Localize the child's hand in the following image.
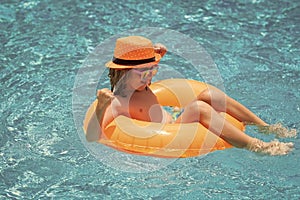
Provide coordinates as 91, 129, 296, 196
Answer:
154, 43, 167, 57
97, 88, 114, 101
96, 88, 114, 120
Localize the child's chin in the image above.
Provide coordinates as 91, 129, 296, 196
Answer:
136, 86, 146, 91
135, 80, 151, 91
136, 84, 147, 91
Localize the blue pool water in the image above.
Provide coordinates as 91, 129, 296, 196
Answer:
1, 0, 300, 199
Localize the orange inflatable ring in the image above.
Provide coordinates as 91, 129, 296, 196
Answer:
83, 79, 245, 158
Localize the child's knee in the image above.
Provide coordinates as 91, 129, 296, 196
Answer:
188, 100, 212, 116
197, 89, 212, 102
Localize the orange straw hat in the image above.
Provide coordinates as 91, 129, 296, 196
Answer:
105, 36, 161, 69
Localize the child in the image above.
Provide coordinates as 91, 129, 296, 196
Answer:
86, 36, 296, 156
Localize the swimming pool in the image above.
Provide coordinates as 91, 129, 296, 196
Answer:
1, 0, 299, 199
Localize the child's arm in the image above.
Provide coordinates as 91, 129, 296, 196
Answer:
86, 89, 114, 142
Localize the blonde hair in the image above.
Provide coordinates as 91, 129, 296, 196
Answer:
108, 68, 130, 97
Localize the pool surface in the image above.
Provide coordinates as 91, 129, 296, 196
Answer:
1, 0, 299, 199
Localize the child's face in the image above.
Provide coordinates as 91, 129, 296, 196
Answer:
127, 65, 159, 91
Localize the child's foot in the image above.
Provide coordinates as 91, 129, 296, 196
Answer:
247, 139, 294, 156
258, 123, 297, 138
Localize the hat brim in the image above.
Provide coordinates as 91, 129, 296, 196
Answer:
105, 53, 161, 69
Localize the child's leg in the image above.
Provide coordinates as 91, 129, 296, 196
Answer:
177, 100, 255, 148
197, 87, 268, 125
197, 87, 297, 138
176, 100, 293, 155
